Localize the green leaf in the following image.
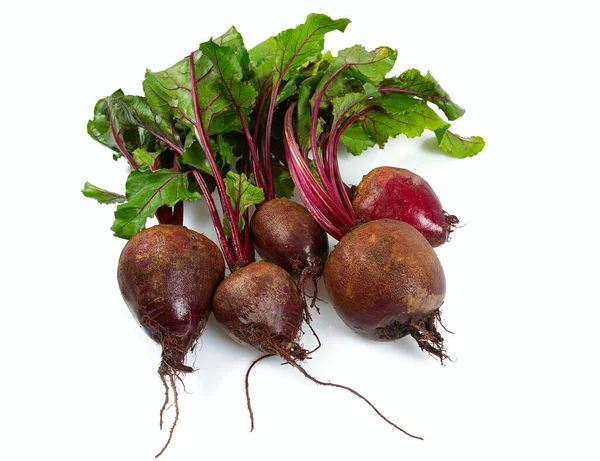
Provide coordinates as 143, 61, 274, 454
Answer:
211, 134, 235, 168
143, 48, 232, 134
362, 102, 447, 148
381, 69, 465, 121
87, 89, 124, 154
378, 92, 422, 114
112, 95, 184, 152
111, 169, 200, 239
340, 123, 376, 155
199, 38, 258, 121
249, 36, 277, 93
213, 26, 250, 76
181, 133, 212, 175
331, 83, 380, 120
275, 78, 299, 106
132, 148, 160, 171
324, 45, 397, 93
272, 165, 294, 199
87, 89, 144, 160
223, 172, 264, 233
275, 14, 350, 81
302, 50, 334, 76
81, 182, 126, 204
435, 125, 485, 158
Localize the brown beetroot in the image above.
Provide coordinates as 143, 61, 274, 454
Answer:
117, 224, 224, 456
250, 199, 328, 316
212, 260, 307, 360
352, 166, 458, 247
324, 219, 448, 361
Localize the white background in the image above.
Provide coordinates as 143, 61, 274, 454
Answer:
2, 1, 599, 460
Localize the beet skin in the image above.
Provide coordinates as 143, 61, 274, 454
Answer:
250, 198, 328, 273
352, 166, 457, 247
324, 219, 447, 356
213, 260, 307, 360
118, 224, 225, 370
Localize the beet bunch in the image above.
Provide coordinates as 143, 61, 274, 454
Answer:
83, 12, 484, 456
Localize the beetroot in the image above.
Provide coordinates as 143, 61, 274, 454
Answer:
352, 166, 458, 247
117, 224, 225, 456
213, 259, 420, 438
284, 102, 450, 361
250, 198, 328, 315
213, 260, 308, 360
324, 220, 447, 357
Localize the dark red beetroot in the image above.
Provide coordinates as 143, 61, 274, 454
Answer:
324, 219, 447, 359
117, 224, 225, 456
352, 166, 459, 247
250, 198, 329, 315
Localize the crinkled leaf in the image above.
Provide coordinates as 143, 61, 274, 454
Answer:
111, 169, 200, 239
223, 172, 264, 233
340, 123, 376, 155
275, 14, 350, 81
81, 182, 126, 204
435, 125, 485, 158
111, 95, 184, 152
382, 69, 465, 121
87, 89, 145, 160
87, 89, 124, 155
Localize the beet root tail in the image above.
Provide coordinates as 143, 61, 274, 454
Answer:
296, 256, 324, 321
244, 354, 276, 432
278, 350, 423, 440
408, 310, 450, 365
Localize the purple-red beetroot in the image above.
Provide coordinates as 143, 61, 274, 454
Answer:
352, 167, 458, 247
117, 224, 225, 456
213, 260, 307, 360
250, 198, 328, 315
324, 220, 447, 358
